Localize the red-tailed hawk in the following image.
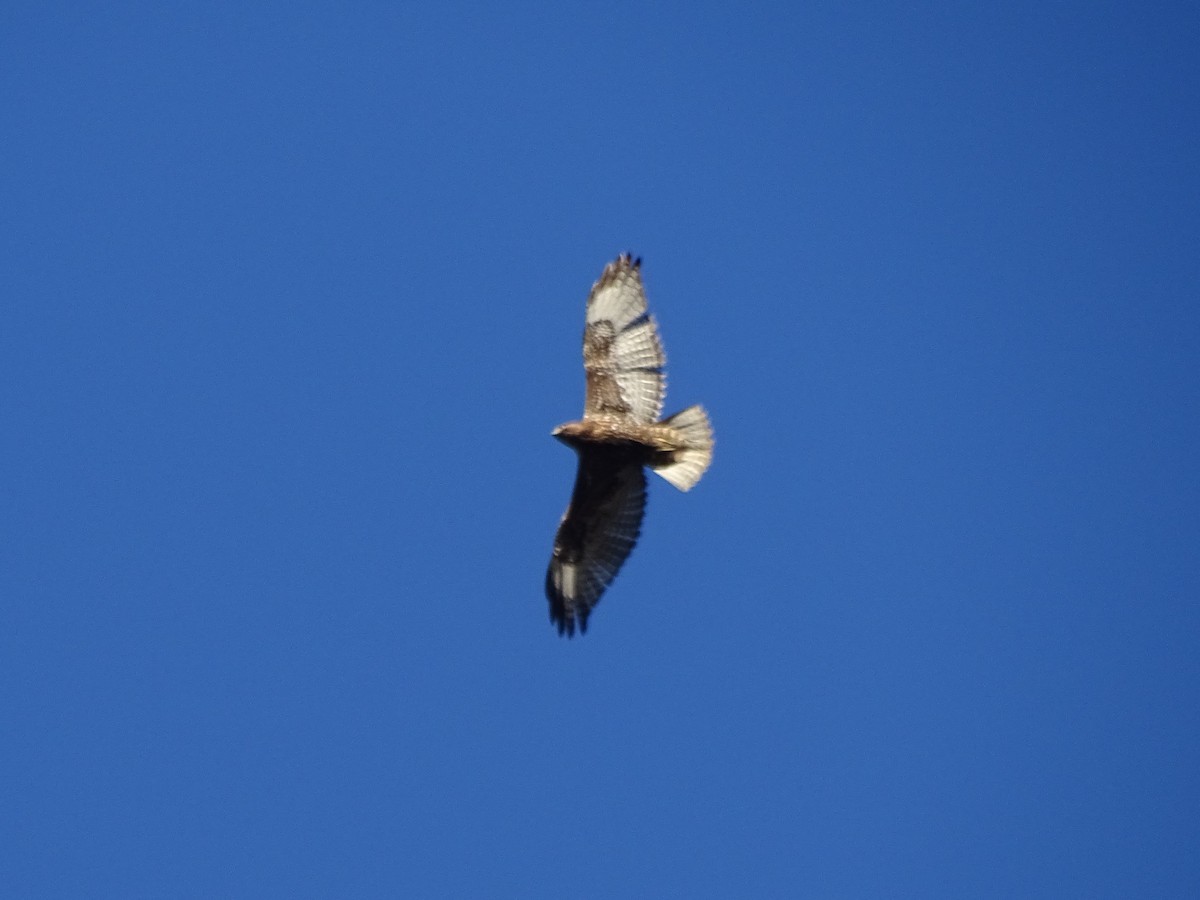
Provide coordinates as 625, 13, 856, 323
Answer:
546, 254, 714, 636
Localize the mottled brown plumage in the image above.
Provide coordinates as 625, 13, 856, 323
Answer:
546, 254, 714, 636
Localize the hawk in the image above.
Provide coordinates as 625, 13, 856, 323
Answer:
546, 254, 714, 636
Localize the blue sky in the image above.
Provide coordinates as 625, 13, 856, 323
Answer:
3, 3, 1198, 897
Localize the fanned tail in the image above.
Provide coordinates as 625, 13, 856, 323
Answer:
652, 405, 714, 491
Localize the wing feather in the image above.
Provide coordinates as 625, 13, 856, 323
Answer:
546, 449, 647, 636
582, 255, 666, 423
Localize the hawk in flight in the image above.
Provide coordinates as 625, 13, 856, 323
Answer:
546, 254, 714, 636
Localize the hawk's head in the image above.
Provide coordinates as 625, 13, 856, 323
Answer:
551, 421, 587, 449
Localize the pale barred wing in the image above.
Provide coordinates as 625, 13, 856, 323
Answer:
546, 449, 647, 636
582, 254, 666, 423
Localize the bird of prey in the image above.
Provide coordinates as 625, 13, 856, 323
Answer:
546, 254, 714, 636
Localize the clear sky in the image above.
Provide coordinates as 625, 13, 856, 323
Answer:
3, 3, 1198, 897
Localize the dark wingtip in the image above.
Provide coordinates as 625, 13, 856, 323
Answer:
550, 607, 583, 639
593, 253, 642, 294
550, 605, 574, 638
614, 251, 641, 271
548, 599, 586, 639
546, 578, 579, 638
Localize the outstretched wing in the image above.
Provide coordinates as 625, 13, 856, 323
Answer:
582, 254, 666, 423
546, 448, 647, 636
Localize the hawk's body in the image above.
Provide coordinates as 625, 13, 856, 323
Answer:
546, 255, 714, 636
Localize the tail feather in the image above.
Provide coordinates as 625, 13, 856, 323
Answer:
652, 405, 714, 491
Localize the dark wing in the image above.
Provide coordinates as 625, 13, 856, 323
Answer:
582, 254, 666, 424
546, 447, 647, 636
